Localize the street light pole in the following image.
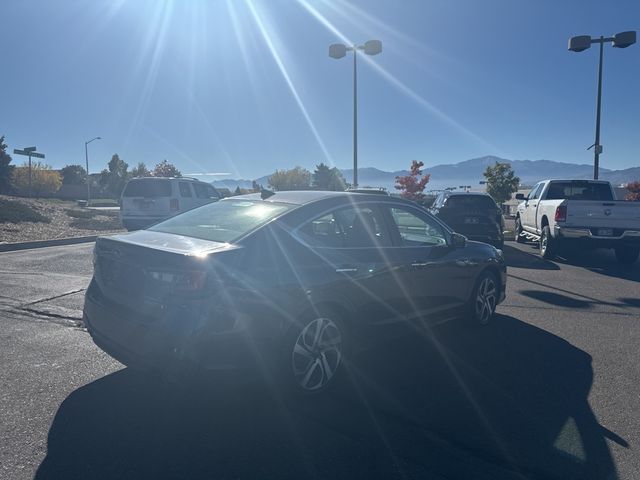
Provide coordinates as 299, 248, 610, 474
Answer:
568, 31, 636, 180
352, 46, 358, 188
329, 40, 382, 189
85, 137, 101, 206
593, 38, 604, 180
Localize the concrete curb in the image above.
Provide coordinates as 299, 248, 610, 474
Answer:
0, 235, 98, 252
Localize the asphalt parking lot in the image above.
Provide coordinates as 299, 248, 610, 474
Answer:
1, 241, 639, 480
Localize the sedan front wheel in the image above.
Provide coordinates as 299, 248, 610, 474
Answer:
469, 271, 498, 326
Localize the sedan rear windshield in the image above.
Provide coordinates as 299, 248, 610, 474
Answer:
445, 195, 497, 209
148, 200, 293, 243
545, 182, 614, 201
123, 179, 172, 197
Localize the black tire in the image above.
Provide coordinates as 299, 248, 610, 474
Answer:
467, 270, 499, 326
279, 307, 348, 396
515, 216, 526, 243
614, 246, 639, 265
539, 225, 556, 260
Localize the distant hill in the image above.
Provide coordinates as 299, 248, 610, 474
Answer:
212, 156, 639, 192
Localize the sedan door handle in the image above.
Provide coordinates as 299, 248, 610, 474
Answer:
411, 261, 431, 268
335, 266, 358, 273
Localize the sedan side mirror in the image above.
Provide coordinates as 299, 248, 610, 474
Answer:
451, 233, 467, 248
515, 193, 525, 200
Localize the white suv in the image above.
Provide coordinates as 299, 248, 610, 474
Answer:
120, 177, 220, 230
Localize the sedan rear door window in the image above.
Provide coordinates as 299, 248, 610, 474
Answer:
298, 206, 388, 248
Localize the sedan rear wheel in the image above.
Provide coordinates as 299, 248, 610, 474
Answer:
285, 311, 346, 394
469, 271, 498, 326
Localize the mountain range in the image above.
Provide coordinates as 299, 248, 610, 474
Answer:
211, 156, 640, 192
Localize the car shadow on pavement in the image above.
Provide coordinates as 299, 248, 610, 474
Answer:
502, 244, 560, 271
518, 290, 592, 309
555, 249, 640, 283
35, 315, 620, 480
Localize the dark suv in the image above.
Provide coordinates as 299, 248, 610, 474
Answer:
430, 192, 505, 249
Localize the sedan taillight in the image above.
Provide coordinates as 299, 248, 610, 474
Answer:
555, 205, 567, 222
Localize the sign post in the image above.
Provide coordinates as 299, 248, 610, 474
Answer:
13, 147, 46, 198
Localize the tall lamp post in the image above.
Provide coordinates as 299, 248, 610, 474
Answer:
329, 40, 382, 188
85, 136, 101, 206
568, 31, 636, 180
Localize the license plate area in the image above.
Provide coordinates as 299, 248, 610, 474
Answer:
597, 228, 613, 236
464, 217, 480, 224
133, 199, 154, 209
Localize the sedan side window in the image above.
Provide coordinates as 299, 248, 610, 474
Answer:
298, 206, 387, 248
389, 207, 447, 247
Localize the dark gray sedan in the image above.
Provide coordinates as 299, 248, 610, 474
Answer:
84, 191, 506, 394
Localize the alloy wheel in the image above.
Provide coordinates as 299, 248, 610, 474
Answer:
475, 276, 497, 325
291, 317, 343, 391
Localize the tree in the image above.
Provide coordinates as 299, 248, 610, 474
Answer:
313, 163, 347, 191
268, 166, 311, 191
11, 162, 62, 196
0, 135, 15, 193
60, 165, 87, 185
99, 154, 130, 197
483, 162, 520, 205
131, 162, 151, 178
625, 181, 640, 201
234, 186, 242, 195
251, 180, 261, 193
152, 160, 181, 178
395, 160, 431, 201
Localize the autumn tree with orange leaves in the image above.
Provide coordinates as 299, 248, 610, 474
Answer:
395, 160, 431, 201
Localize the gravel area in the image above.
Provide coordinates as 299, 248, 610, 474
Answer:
0, 195, 124, 244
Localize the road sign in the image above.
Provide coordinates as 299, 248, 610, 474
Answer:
24, 146, 37, 152
13, 149, 45, 159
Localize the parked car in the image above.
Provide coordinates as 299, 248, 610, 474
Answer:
120, 177, 220, 230
430, 192, 505, 249
85, 191, 506, 394
515, 179, 640, 263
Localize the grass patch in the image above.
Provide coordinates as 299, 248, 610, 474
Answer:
0, 199, 51, 223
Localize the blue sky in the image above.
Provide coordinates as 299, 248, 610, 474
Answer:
2, 0, 639, 181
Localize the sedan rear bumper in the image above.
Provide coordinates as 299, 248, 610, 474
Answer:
83, 282, 266, 372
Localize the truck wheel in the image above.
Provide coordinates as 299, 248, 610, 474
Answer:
615, 246, 639, 265
539, 226, 556, 260
515, 217, 526, 243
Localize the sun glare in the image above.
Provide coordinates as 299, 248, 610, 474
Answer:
295, 0, 502, 155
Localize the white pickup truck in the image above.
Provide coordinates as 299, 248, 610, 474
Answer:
515, 179, 640, 263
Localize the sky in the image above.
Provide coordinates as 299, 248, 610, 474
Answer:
2, 0, 639, 182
